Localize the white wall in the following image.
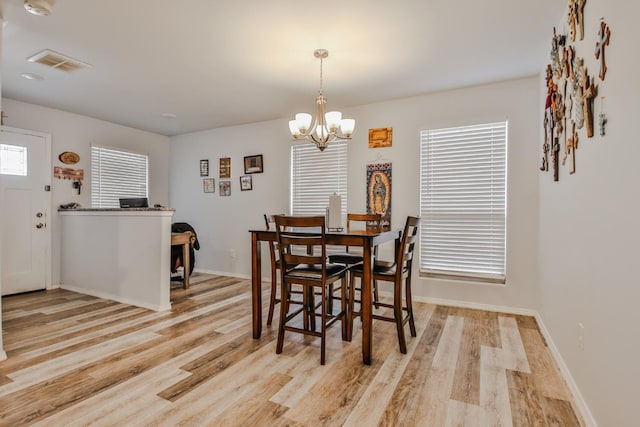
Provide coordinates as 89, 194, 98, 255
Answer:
1, 98, 170, 286
169, 76, 541, 311
169, 119, 290, 276
538, 1, 640, 426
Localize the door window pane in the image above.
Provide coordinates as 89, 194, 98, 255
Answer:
0, 144, 28, 176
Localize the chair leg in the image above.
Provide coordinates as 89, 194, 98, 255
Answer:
308, 288, 316, 332
276, 281, 288, 355
405, 276, 417, 337
266, 268, 278, 326
394, 282, 407, 354
320, 285, 327, 365
373, 279, 380, 309
327, 283, 334, 315
347, 273, 356, 341
340, 276, 348, 341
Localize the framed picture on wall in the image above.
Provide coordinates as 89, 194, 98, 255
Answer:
368, 127, 393, 148
203, 178, 215, 193
240, 175, 252, 191
219, 180, 231, 196
200, 159, 209, 176
219, 157, 231, 178
244, 154, 263, 174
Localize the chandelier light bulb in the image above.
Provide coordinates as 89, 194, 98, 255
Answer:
289, 120, 301, 138
341, 119, 355, 137
295, 113, 312, 134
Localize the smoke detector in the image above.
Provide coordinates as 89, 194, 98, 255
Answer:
24, 0, 54, 16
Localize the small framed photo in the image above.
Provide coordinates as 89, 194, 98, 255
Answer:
200, 159, 209, 176
244, 154, 263, 174
240, 175, 252, 191
219, 180, 231, 196
203, 178, 215, 193
219, 157, 231, 178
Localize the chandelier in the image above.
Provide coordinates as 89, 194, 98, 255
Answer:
288, 49, 355, 151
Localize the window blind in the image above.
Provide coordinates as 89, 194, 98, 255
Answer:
91, 145, 149, 208
291, 141, 347, 217
419, 121, 507, 282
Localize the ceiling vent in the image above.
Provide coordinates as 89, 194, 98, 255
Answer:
26, 49, 92, 72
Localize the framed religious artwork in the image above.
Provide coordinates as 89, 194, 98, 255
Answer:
203, 178, 215, 193
366, 162, 392, 230
219, 157, 231, 178
200, 159, 209, 177
244, 154, 263, 174
240, 175, 252, 191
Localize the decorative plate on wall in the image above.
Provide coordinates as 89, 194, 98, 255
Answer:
59, 151, 80, 164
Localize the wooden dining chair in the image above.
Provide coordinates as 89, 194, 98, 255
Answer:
348, 216, 420, 353
328, 213, 382, 265
328, 213, 383, 312
274, 215, 349, 365
264, 214, 282, 326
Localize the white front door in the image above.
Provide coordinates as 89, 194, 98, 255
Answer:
0, 127, 51, 296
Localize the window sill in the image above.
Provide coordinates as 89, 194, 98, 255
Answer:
419, 270, 506, 285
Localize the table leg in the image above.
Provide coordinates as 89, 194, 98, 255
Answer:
361, 242, 373, 365
251, 233, 262, 339
182, 242, 190, 289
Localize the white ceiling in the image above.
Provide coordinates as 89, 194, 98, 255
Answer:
0, 0, 565, 136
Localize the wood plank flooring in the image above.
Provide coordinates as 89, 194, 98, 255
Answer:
0, 274, 583, 426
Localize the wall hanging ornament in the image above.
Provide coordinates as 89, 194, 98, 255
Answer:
366, 162, 391, 230
568, 0, 586, 42
541, 0, 611, 181
595, 20, 611, 80
598, 96, 607, 136
581, 67, 597, 138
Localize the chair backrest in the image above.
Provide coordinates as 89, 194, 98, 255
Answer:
395, 216, 421, 278
346, 213, 382, 231
274, 215, 328, 279
344, 213, 382, 254
264, 214, 282, 263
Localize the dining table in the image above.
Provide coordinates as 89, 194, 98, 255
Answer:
249, 226, 401, 365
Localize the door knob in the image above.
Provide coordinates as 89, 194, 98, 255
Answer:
36, 223, 45, 229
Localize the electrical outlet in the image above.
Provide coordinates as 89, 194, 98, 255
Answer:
229, 249, 236, 259
578, 322, 585, 351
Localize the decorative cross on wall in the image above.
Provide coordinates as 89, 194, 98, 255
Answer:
595, 20, 611, 80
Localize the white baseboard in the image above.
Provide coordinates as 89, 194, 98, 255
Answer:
193, 269, 251, 280
411, 294, 537, 317
534, 313, 597, 427
60, 284, 172, 312
0, 350, 7, 362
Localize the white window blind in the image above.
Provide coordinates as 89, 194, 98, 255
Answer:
91, 145, 149, 208
291, 141, 347, 216
419, 121, 507, 283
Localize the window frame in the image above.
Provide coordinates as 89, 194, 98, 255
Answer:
419, 120, 508, 284
290, 141, 348, 218
91, 144, 149, 208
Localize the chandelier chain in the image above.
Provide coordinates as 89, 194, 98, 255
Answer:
319, 55, 324, 93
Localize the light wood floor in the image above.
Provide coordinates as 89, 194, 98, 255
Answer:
0, 274, 583, 426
